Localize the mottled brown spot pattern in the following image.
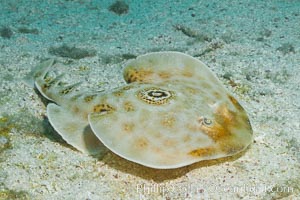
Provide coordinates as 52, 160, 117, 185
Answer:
213, 91, 222, 99
112, 86, 133, 97
182, 70, 193, 77
189, 147, 216, 157
60, 88, 72, 95
72, 106, 80, 113
84, 95, 96, 103
123, 101, 135, 112
59, 85, 78, 95
163, 138, 178, 147
182, 135, 191, 142
44, 76, 53, 83
199, 104, 234, 142
123, 123, 135, 133
161, 115, 176, 128
219, 142, 244, 155
135, 137, 149, 149
185, 86, 198, 95
112, 90, 124, 97
42, 83, 51, 91
196, 102, 252, 156
186, 123, 198, 132
122, 85, 134, 90
228, 95, 244, 111
158, 71, 171, 79
93, 104, 115, 114
201, 82, 212, 89
124, 68, 154, 83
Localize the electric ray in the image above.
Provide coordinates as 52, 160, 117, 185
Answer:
25, 51, 253, 169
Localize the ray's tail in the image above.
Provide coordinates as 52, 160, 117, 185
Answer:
23, 59, 81, 104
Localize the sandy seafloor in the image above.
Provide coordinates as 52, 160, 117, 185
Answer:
0, 0, 299, 199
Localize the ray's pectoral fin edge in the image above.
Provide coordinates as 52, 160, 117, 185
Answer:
47, 103, 107, 156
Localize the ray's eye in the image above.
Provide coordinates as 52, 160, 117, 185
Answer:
203, 118, 213, 126
198, 117, 213, 126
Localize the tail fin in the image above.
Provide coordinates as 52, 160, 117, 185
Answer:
24, 59, 83, 103
24, 59, 58, 101
23, 59, 55, 87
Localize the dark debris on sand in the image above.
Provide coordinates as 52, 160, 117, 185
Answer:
48, 44, 96, 59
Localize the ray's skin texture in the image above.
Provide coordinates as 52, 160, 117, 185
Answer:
26, 52, 253, 169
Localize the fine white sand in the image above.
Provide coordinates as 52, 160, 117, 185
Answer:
0, 0, 299, 199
